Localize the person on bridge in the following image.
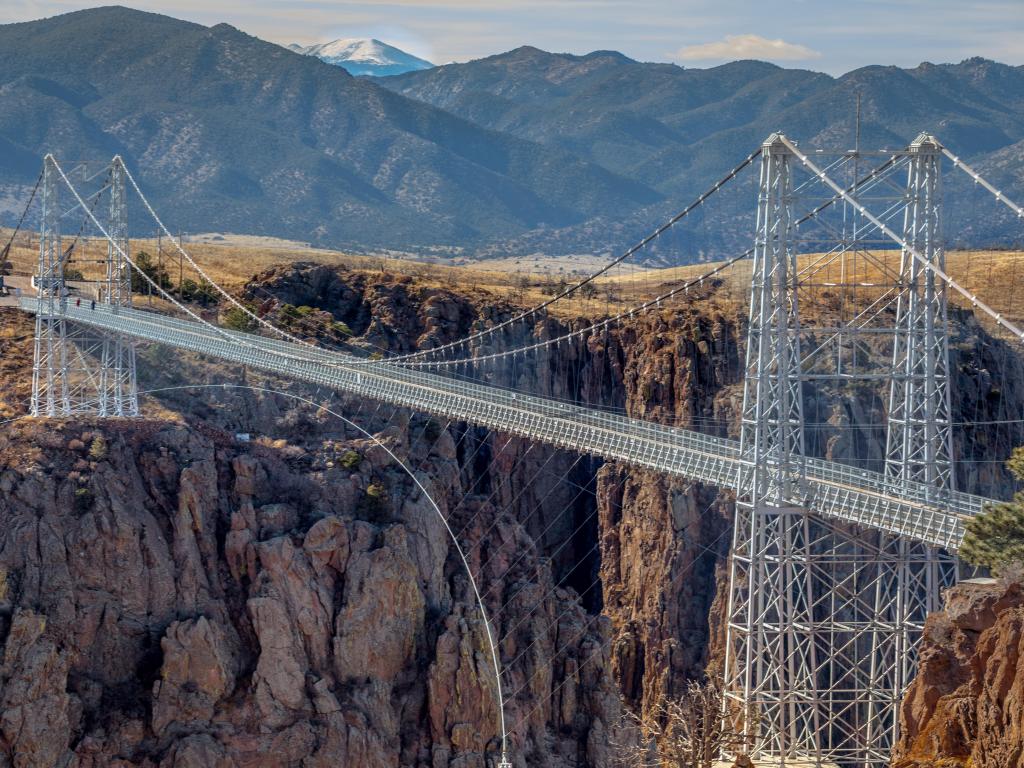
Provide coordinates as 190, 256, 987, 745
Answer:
76, 298, 81, 308
90, 299, 95, 311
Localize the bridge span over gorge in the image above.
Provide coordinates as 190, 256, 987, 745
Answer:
4, 131, 1024, 768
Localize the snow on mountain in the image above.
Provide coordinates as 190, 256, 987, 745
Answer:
288, 38, 434, 77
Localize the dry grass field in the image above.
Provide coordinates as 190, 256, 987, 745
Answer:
2, 226, 1022, 332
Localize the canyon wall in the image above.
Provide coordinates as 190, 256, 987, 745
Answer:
0, 382, 620, 767
892, 577, 1024, 768
0, 261, 1021, 767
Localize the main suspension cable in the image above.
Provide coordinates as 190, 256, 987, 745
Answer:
780, 136, 1024, 343
118, 159, 315, 348
377, 148, 764, 366
396, 152, 902, 371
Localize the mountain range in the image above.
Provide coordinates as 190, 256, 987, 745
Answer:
287, 38, 434, 77
0, 7, 1023, 258
382, 47, 1024, 252
0, 7, 656, 253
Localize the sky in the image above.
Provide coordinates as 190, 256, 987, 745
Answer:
1, 0, 1022, 74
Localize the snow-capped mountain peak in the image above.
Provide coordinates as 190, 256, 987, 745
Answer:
288, 38, 434, 77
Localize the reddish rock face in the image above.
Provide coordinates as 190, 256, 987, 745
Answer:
892, 578, 1024, 768
1, 260, 1021, 768
0, 417, 625, 767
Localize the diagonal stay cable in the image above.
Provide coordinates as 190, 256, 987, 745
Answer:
779, 136, 1024, 343
497, 535, 603, 641
448, 440, 540, 541
439, 432, 538, 541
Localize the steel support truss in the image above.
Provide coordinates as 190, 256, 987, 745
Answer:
869, 133, 958, 754
723, 134, 957, 767
30, 156, 138, 418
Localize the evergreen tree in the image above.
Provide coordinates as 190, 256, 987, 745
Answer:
961, 447, 1024, 574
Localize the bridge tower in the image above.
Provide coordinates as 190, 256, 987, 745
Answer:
867, 133, 958, 750
724, 133, 958, 766
725, 132, 822, 765
30, 155, 138, 418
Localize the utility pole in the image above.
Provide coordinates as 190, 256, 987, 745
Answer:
178, 229, 184, 295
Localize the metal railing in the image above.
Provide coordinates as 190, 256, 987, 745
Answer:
24, 298, 984, 549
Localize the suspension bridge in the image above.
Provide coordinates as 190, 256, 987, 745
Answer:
5, 131, 1024, 768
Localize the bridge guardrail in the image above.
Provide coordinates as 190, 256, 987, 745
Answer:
24, 299, 980, 549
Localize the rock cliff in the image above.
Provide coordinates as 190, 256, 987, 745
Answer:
892, 577, 1024, 768
0, 259, 1021, 768
0, 404, 619, 767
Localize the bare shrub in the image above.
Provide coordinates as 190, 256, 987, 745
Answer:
614, 678, 756, 768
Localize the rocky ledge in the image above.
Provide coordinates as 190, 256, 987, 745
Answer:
892, 576, 1024, 768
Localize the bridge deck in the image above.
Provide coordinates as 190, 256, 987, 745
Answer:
20, 299, 990, 549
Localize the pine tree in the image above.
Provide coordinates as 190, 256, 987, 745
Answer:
960, 447, 1024, 574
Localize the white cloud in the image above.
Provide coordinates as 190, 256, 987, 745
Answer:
674, 33, 822, 63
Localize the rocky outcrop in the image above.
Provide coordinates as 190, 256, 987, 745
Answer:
0, 411, 619, 767
598, 468, 729, 717
2, 257, 1022, 768
244, 263, 1024, 728
235, 265, 750, 718
892, 577, 1024, 768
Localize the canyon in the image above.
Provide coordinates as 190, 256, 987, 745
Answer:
0, 261, 1022, 767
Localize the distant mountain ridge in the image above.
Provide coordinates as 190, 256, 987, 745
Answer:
381, 47, 1024, 193
0, 7, 1022, 257
0, 7, 658, 253
380, 48, 1024, 252
288, 38, 433, 77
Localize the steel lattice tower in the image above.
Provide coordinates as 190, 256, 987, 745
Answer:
886, 135, 954, 492
725, 132, 823, 766
30, 155, 138, 418
723, 134, 958, 767
30, 155, 67, 417
98, 158, 139, 416
865, 134, 958, 753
